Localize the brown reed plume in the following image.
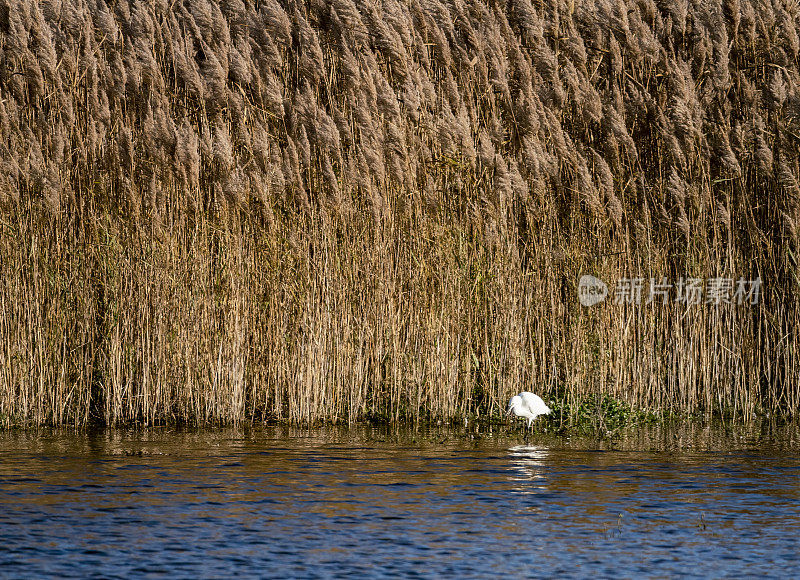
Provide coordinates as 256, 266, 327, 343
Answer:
0, 0, 798, 427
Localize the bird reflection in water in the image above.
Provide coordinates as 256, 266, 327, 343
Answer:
507, 445, 549, 496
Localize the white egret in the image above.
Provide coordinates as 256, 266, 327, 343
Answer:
507, 392, 551, 431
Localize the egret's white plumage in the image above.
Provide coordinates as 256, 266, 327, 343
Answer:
507, 392, 551, 427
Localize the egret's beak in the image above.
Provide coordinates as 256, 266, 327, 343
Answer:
505, 406, 513, 416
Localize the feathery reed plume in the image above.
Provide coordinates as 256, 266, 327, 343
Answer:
754, 114, 773, 174
295, 7, 326, 87
0, 0, 795, 428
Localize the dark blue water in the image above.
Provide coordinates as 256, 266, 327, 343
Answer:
1, 425, 799, 578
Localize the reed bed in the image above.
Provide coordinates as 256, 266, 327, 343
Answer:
0, 0, 798, 426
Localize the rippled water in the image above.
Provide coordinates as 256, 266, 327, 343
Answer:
1, 423, 799, 578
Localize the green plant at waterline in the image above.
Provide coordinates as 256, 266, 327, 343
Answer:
548, 394, 659, 435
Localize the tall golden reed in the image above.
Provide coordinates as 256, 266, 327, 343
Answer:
0, 0, 797, 426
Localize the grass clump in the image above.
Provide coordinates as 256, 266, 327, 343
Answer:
549, 394, 660, 435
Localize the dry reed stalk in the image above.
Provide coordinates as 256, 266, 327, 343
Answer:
0, 0, 795, 428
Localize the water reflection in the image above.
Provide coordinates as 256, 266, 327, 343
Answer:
507, 445, 549, 491
0, 423, 799, 577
